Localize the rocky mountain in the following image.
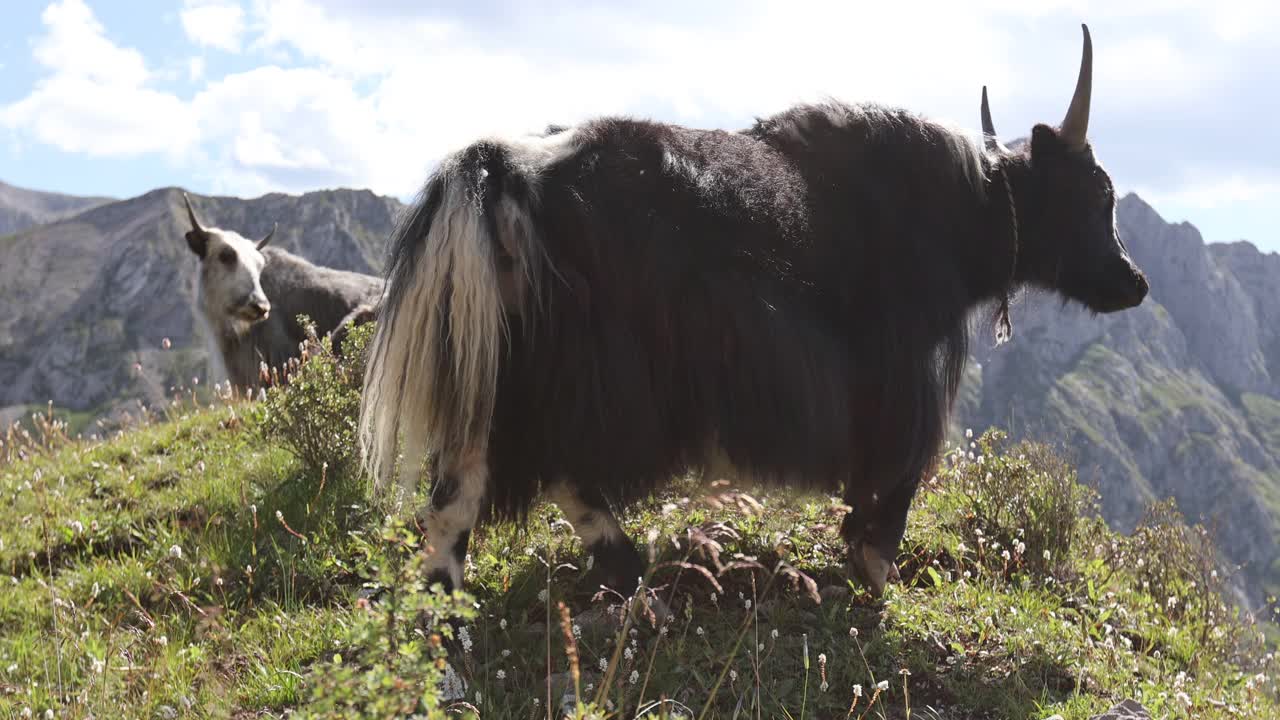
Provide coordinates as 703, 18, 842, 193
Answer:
0, 180, 113, 237
961, 193, 1280, 611
0, 184, 403, 431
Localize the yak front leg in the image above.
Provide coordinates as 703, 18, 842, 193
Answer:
548, 480, 644, 597
418, 449, 487, 593
840, 481, 906, 598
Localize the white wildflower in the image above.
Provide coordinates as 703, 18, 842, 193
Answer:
696, 626, 705, 636
629, 670, 639, 685
599, 657, 609, 671
729, 669, 738, 682
496, 669, 506, 680
876, 680, 889, 691
169, 544, 183, 559
853, 684, 863, 697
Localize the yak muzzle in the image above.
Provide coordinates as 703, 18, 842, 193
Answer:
237, 300, 270, 323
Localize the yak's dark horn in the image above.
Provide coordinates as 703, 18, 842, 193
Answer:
182, 192, 205, 234
257, 222, 277, 250
1060, 23, 1093, 148
980, 85, 1006, 152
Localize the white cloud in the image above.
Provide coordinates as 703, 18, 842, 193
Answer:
180, 1, 246, 53
32, 0, 148, 85
4, 0, 1279, 224
0, 0, 197, 157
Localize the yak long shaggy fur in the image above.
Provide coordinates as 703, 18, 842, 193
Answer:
205, 247, 383, 390
360, 101, 1025, 536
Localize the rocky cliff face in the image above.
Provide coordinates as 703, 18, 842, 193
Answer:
0, 180, 112, 237
965, 194, 1280, 609
0, 185, 403, 431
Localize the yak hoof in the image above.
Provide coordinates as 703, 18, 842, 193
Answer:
848, 542, 898, 598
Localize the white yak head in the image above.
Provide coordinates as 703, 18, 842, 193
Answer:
182, 192, 275, 337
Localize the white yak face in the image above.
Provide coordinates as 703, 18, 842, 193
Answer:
182, 193, 276, 336
191, 228, 271, 336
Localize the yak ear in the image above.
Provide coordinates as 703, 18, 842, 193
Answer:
257, 222, 276, 250
185, 229, 208, 258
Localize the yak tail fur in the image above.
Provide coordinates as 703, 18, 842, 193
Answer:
358, 137, 557, 503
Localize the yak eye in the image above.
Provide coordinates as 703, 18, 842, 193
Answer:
218, 249, 236, 266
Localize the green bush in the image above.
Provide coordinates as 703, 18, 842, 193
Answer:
296, 518, 479, 719
938, 428, 1099, 580
257, 317, 375, 474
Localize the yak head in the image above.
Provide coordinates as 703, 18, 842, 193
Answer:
182, 192, 275, 336
983, 24, 1149, 314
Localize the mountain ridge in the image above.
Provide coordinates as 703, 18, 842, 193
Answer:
0, 179, 113, 237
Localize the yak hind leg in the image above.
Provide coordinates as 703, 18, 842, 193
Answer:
839, 480, 911, 598
548, 480, 644, 598
416, 449, 487, 593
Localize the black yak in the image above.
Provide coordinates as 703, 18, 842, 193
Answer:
359, 25, 1148, 597
182, 193, 383, 391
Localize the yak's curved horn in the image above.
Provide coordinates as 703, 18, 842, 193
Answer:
257, 222, 277, 250
1060, 23, 1093, 148
980, 86, 1008, 153
182, 192, 205, 234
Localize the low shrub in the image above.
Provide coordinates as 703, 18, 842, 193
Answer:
937, 428, 1099, 580
256, 317, 374, 474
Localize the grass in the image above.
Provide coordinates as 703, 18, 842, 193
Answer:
1, 335, 1278, 718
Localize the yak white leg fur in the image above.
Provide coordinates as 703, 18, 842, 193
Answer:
547, 480, 628, 549
418, 450, 487, 591
546, 480, 645, 597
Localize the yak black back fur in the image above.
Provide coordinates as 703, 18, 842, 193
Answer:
364, 102, 1020, 525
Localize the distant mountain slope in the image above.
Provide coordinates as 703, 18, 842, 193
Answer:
0, 186, 403, 430
962, 194, 1280, 610
0, 180, 112, 236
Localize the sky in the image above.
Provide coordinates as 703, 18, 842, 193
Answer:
1, 0, 1277, 251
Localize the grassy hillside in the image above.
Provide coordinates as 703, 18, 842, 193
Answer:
1, 332, 1277, 719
